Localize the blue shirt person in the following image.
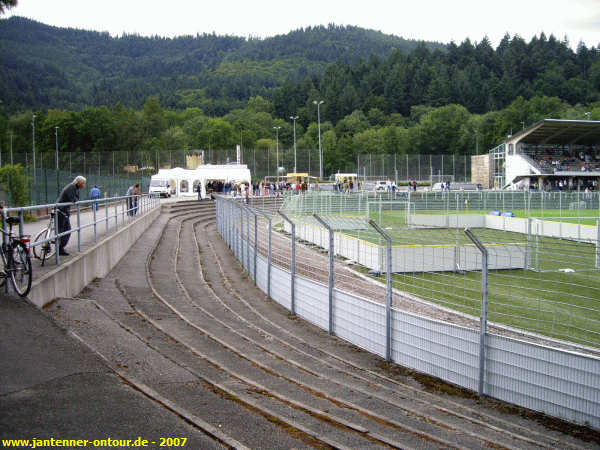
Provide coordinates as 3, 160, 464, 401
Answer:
90, 185, 100, 211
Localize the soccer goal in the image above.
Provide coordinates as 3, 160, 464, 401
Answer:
366, 200, 415, 229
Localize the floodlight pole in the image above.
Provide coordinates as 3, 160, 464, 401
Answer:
314, 213, 334, 335
290, 116, 299, 173
55, 126, 60, 196
313, 100, 324, 179
464, 228, 488, 398
273, 126, 281, 179
279, 211, 296, 315
31, 114, 36, 182
369, 219, 393, 362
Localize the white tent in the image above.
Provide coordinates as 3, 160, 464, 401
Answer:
151, 164, 251, 199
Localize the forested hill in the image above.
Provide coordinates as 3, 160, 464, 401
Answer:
0, 17, 441, 112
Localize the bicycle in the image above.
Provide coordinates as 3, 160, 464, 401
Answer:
0, 216, 33, 297
32, 210, 59, 265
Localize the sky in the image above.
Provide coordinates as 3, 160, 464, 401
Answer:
5, 0, 600, 49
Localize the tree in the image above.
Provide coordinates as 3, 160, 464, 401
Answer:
0, 0, 17, 15
142, 97, 167, 139
418, 104, 471, 154
196, 117, 236, 150
0, 164, 29, 207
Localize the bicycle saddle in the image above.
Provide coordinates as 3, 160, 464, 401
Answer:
6, 216, 19, 225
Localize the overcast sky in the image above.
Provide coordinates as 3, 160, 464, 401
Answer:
5, 0, 600, 49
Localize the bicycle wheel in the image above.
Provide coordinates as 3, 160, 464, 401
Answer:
10, 242, 32, 297
0, 249, 6, 288
33, 227, 55, 260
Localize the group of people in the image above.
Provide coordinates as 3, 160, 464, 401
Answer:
538, 148, 600, 172
534, 178, 599, 192
334, 179, 355, 193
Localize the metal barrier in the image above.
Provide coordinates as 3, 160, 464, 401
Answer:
216, 194, 600, 430
1, 194, 160, 294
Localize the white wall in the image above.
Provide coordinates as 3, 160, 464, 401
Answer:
286, 220, 525, 273
505, 154, 539, 188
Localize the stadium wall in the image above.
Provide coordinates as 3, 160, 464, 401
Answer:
286, 221, 524, 272
410, 214, 598, 243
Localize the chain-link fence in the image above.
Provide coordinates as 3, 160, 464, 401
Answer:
356, 153, 471, 183
0, 150, 152, 206
1, 149, 471, 200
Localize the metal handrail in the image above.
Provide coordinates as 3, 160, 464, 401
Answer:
1, 194, 160, 266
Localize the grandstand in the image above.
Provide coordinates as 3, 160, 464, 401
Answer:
483, 119, 600, 190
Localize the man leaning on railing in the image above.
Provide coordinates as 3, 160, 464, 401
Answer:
56, 176, 86, 256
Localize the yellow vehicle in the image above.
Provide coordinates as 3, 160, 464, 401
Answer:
333, 173, 358, 184
285, 173, 315, 184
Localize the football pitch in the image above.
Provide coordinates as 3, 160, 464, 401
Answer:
344, 209, 600, 348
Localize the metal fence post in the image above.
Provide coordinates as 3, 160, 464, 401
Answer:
77, 203, 81, 252
279, 211, 296, 315
252, 208, 273, 299
267, 214, 272, 298
229, 200, 233, 248
18, 210, 24, 237
464, 228, 488, 397
369, 219, 392, 361
369, 219, 393, 361
254, 210, 258, 282
245, 206, 250, 272
234, 203, 239, 258
314, 214, 334, 335
54, 206, 60, 265
240, 203, 245, 266
105, 198, 109, 235
93, 201, 97, 243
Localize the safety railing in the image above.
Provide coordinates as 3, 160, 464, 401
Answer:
1, 194, 160, 275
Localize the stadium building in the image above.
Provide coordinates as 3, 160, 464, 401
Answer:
472, 119, 600, 190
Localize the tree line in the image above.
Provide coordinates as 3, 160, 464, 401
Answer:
1, 17, 599, 176
1, 95, 598, 176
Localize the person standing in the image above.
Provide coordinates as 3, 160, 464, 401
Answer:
56, 176, 86, 256
126, 183, 140, 216
126, 184, 134, 216
126, 184, 139, 216
89, 184, 100, 211
133, 184, 140, 214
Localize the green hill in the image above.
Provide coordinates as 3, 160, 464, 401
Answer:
0, 17, 442, 112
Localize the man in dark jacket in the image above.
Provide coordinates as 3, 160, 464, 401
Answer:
56, 176, 86, 255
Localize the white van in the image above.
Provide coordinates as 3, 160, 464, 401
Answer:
149, 177, 171, 197
375, 180, 392, 191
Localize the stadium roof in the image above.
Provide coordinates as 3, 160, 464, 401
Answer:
506, 119, 600, 146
